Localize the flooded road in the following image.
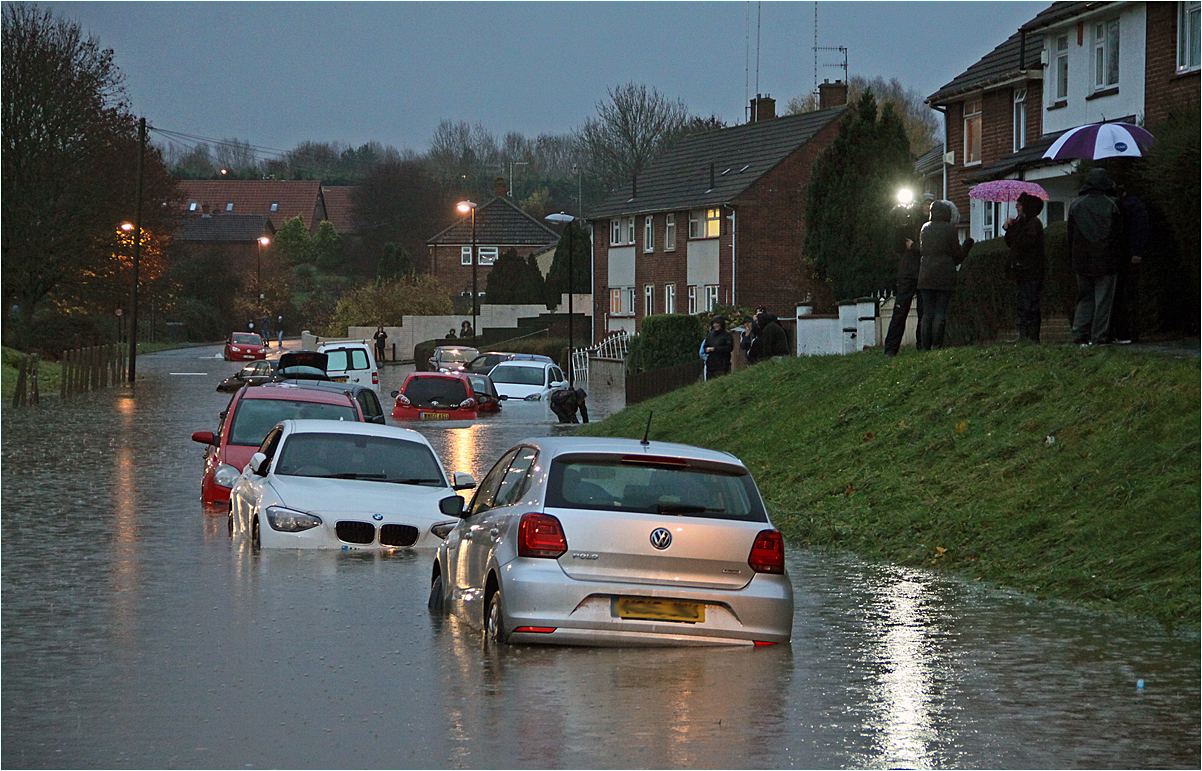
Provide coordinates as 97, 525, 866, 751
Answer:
2, 344, 1198, 769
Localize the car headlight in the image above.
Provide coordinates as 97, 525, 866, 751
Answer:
524, 393, 542, 401
231, 346, 241, 352
214, 463, 241, 488
265, 505, 322, 532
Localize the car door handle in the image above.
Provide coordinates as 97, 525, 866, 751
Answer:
489, 527, 500, 539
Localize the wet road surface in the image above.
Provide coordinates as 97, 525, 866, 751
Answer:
2, 344, 1198, 769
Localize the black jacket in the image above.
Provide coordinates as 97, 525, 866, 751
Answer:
1068, 169, 1123, 277
1004, 215, 1046, 283
744, 314, 788, 363
704, 323, 733, 373
917, 201, 965, 292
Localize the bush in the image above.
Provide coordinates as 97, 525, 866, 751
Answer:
626, 314, 706, 374
326, 275, 454, 335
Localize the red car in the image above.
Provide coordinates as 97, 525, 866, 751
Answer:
191, 383, 365, 510
224, 332, 266, 361
391, 372, 478, 421
466, 373, 503, 414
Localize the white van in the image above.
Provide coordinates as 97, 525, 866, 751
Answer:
317, 340, 379, 392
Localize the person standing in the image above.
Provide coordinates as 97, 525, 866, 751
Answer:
1110, 186, 1149, 344
1068, 168, 1123, 346
373, 326, 388, 362
276, 316, 283, 348
744, 307, 788, 363
884, 193, 934, 356
703, 316, 733, 378
1002, 192, 1046, 343
916, 201, 968, 351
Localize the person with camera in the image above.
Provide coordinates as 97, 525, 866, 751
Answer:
883, 192, 934, 356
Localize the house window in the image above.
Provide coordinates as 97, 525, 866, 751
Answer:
478, 247, 498, 266
687, 285, 698, 315
1180, 1, 1201, 73
963, 99, 982, 165
665, 213, 677, 251
643, 216, 654, 252
270, 202, 279, 212
611, 219, 621, 245
664, 284, 676, 314
625, 217, 636, 244
611, 288, 622, 315
705, 285, 719, 312
688, 211, 699, 238
982, 200, 995, 240
1055, 35, 1069, 100
1013, 88, 1027, 152
461, 247, 472, 265
225, 202, 234, 212
644, 284, 654, 317
688, 208, 721, 239
1093, 18, 1120, 89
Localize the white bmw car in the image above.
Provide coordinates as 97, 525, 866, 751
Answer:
487, 360, 567, 401
229, 420, 476, 550
428, 436, 794, 646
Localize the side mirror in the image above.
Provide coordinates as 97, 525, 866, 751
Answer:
452, 472, 477, 491
249, 452, 269, 476
191, 430, 217, 446
390, 390, 399, 398
438, 495, 466, 517
497, 394, 510, 401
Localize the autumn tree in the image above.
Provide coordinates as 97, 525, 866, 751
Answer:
577, 82, 689, 189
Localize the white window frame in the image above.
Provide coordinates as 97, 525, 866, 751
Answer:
610, 219, 622, 245
687, 285, 698, 315
624, 217, 636, 245
1013, 88, 1027, 151
982, 200, 995, 240
461, 246, 473, 265
1055, 35, 1069, 101
703, 208, 721, 238
626, 287, 637, 316
644, 216, 654, 252
644, 284, 654, 317
664, 283, 676, 315
705, 285, 719, 312
610, 288, 622, 315
665, 213, 677, 251
1180, 1, 1201, 73
1093, 18, 1120, 90
963, 99, 982, 166
477, 246, 498, 266
688, 211, 700, 239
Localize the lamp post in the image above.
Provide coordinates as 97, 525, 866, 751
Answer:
257, 236, 270, 328
126, 117, 146, 384
456, 201, 478, 347
545, 212, 582, 388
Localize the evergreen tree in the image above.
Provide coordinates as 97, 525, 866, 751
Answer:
485, 248, 545, 304
803, 90, 913, 301
377, 243, 413, 280
545, 222, 591, 308
273, 216, 313, 266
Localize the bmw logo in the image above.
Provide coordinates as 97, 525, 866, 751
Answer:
372, 514, 384, 521
1115, 141, 1128, 152
650, 527, 672, 550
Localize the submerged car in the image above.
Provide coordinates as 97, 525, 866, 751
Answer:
191, 383, 364, 509
229, 420, 475, 550
217, 359, 276, 392
428, 436, 793, 646
224, 332, 266, 361
391, 372, 478, 421
488, 360, 567, 401
466, 373, 503, 414
273, 350, 331, 382
428, 346, 478, 374
464, 351, 554, 375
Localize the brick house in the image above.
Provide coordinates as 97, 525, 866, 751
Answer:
927, 1, 1200, 241
426, 186, 560, 305
584, 89, 848, 343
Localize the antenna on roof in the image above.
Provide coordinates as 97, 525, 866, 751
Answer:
641, 412, 653, 446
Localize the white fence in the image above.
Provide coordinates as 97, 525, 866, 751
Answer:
573, 331, 630, 389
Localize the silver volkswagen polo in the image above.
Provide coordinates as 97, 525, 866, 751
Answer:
428, 436, 793, 646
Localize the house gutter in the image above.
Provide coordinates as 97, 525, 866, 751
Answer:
723, 203, 737, 308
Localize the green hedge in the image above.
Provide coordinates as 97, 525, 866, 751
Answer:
626, 314, 707, 374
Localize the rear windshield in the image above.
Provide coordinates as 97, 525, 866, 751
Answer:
490, 365, 544, 386
232, 333, 261, 345
227, 398, 357, 447
325, 348, 371, 372
403, 377, 469, 407
274, 432, 445, 486
545, 455, 768, 522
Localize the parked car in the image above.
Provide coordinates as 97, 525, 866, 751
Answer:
288, 381, 386, 424
272, 350, 330, 382
488, 360, 567, 401
428, 346, 478, 374
191, 383, 365, 510
217, 359, 276, 392
465, 373, 503, 414
229, 419, 476, 550
428, 436, 793, 646
464, 351, 554, 375
224, 332, 266, 362
391, 372, 478, 421
318, 340, 379, 391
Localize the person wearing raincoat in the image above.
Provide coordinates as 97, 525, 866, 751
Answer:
917, 201, 971, 351
1068, 168, 1123, 346
1003, 192, 1046, 343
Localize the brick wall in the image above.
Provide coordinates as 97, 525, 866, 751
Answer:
1144, 1, 1201, 125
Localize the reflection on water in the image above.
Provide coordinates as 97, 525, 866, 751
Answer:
1, 347, 1198, 769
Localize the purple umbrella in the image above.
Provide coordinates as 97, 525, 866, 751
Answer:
1042, 122, 1155, 161
968, 179, 1050, 203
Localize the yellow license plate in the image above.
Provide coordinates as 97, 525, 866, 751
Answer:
615, 597, 705, 623
420, 412, 449, 421
332, 376, 348, 382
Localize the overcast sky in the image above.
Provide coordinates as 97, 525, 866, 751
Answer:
50, 1, 1045, 160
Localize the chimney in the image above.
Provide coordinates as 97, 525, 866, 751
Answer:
819, 79, 849, 109
494, 176, 508, 197
750, 94, 776, 122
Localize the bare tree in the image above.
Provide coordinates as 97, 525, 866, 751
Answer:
787, 75, 940, 155
577, 82, 689, 188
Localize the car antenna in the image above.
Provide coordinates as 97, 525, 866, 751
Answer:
641, 412, 653, 446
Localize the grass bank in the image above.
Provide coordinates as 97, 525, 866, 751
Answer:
577, 344, 1200, 629
1, 342, 209, 401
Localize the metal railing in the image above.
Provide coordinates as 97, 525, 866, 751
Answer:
571, 331, 630, 389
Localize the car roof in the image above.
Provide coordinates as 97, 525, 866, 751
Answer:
492, 359, 553, 369
434, 345, 477, 353
405, 371, 468, 381
281, 419, 432, 445
511, 436, 745, 467
240, 382, 357, 405
282, 380, 373, 396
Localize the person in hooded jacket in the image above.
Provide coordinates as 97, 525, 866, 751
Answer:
1110, 185, 1149, 344
1068, 168, 1123, 345
1002, 192, 1046, 342
703, 316, 733, 378
744, 308, 789, 363
916, 200, 971, 351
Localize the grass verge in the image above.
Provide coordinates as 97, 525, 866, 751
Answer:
577, 344, 1200, 630
1, 342, 210, 401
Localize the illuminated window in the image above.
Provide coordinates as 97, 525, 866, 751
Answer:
688, 208, 721, 238
611, 288, 622, 314
478, 247, 498, 266
189, 202, 198, 211
963, 99, 982, 165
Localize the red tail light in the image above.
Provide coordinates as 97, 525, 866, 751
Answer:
372, 371, 379, 385
748, 529, 785, 574
459, 397, 477, 410
518, 513, 567, 558
396, 394, 411, 407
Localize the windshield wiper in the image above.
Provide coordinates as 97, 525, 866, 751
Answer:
656, 503, 726, 516
384, 478, 442, 486
319, 472, 386, 480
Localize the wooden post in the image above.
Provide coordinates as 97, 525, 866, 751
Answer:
61, 350, 69, 400
29, 353, 39, 407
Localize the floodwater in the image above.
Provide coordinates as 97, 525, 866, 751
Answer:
2, 344, 1198, 769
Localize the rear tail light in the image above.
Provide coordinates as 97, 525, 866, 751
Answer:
518, 513, 567, 558
748, 529, 785, 574
396, 394, 411, 407
514, 626, 556, 634
459, 397, 477, 410
372, 371, 379, 385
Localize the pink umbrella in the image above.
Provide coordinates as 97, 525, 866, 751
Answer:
1042, 121, 1154, 161
968, 179, 1050, 203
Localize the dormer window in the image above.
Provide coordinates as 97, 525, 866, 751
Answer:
225, 202, 234, 212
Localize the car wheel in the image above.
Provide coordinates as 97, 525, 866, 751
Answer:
484, 586, 508, 646
428, 572, 445, 613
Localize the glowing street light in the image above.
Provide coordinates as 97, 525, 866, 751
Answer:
545, 212, 581, 388
456, 201, 478, 347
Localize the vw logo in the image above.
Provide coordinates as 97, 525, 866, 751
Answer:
649, 527, 672, 550
372, 514, 384, 521
1114, 141, 1128, 152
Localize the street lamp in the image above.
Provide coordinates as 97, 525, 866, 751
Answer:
456, 201, 478, 347
257, 236, 270, 324
545, 212, 581, 388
